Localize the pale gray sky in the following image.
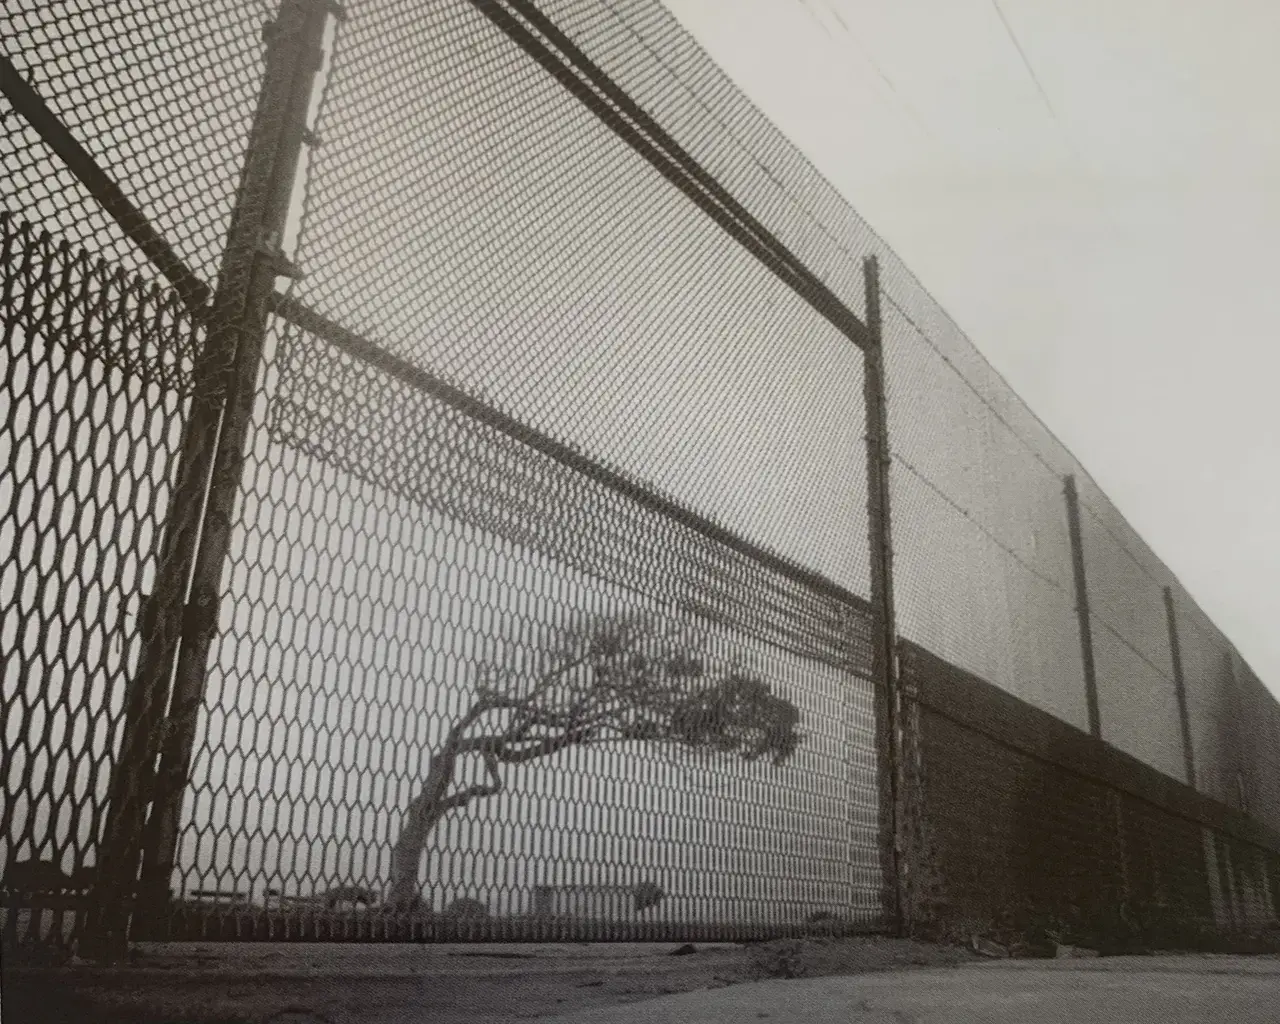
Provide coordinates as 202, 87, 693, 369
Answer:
663, 0, 1280, 699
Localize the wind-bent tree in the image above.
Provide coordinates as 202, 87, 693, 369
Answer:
385, 613, 803, 910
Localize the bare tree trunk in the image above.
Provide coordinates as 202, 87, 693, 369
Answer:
386, 750, 454, 910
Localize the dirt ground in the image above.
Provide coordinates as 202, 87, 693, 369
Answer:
1, 936, 980, 1023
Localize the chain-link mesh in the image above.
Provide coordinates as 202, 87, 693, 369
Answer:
1232, 657, 1280, 833
164, 314, 879, 939
1074, 476, 1185, 780
0, 0, 270, 286
880, 287, 1086, 730
286, 0, 874, 589
1173, 590, 1244, 804
0, 214, 203, 946
2, 0, 325, 955
875, 225, 1279, 815
3, 0, 1279, 951
153, 0, 886, 940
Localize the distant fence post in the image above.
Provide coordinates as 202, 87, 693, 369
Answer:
1226, 649, 1252, 814
1162, 586, 1198, 788
86, 0, 332, 958
1063, 474, 1101, 738
861, 255, 905, 933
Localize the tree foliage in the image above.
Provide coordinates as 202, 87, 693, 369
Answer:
632, 879, 664, 915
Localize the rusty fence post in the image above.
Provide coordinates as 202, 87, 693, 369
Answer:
862, 255, 905, 934
85, 0, 333, 958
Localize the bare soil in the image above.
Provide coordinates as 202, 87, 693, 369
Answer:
1, 936, 980, 1023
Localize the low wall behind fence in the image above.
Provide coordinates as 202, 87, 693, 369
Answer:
901, 642, 1280, 947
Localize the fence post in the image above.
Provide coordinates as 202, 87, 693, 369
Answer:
1063, 474, 1101, 738
1226, 649, 1252, 814
861, 255, 905, 933
85, 0, 330, 958
140, 0, 332, 937
1162, 586, 1198, 789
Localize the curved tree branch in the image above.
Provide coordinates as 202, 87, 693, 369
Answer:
438, 751, 506, 811
495, 726, 594, 764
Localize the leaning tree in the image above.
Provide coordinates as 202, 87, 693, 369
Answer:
385, 612, 803, 910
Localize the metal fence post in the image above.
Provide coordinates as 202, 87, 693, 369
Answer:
1162, 586, 1198, 789
84, 0, 331, 958
137, 0, 333, 937
1063, 474, 1101, 738
1226, 649, 1251, 814
861, 255, 905, 933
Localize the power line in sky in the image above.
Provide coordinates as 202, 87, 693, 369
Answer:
792, 0, 938, 145
986, 0, 1124, 240
988, 0, 1064, 125
795, 0, 1123, 241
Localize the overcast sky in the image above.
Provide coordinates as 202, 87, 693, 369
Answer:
662, 0, 1280, 699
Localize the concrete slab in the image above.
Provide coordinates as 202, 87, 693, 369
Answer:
538, 956, 1280, 1024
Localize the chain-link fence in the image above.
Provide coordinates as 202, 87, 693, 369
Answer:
2, 0, 1277, 955
3, 0, 886, 950
167, 0, 885, 943
878, 243, 1280, 837
0, 211, 207, 949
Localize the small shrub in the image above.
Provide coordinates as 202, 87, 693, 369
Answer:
444, 897, 489, 919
